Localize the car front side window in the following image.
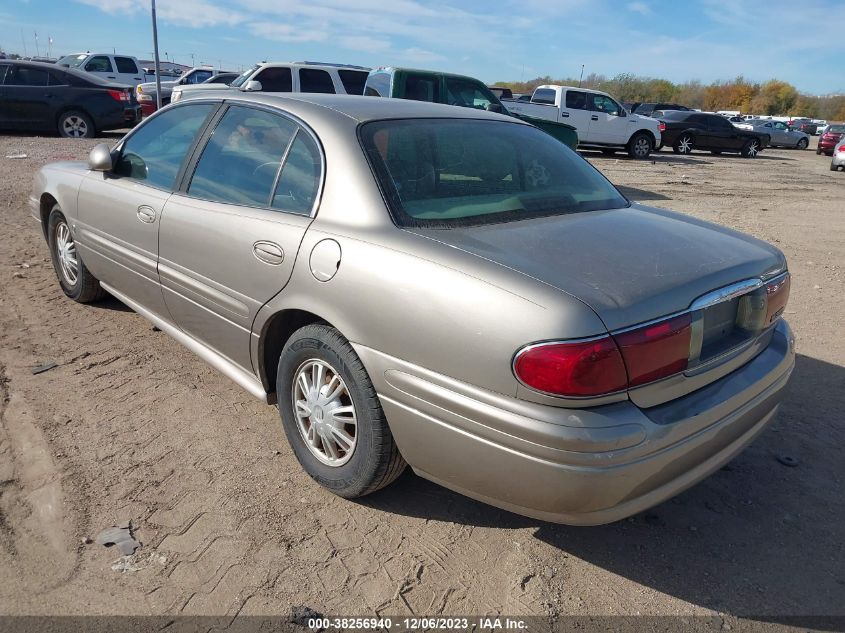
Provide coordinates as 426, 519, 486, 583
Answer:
254, 67, 292, 92
188, 106, 299, 207
114, 104, 215, 190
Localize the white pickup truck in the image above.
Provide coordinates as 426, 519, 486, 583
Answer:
505, 85, 662, 158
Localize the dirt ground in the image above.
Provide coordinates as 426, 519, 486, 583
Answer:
0, 131, 843, 628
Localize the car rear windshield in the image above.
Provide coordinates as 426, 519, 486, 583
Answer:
658, 111, 691, 120
56, 54, 87, 68
360, 118, 628, 228
827, 125, 845, 133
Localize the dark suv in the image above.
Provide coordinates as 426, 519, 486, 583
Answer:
658, 111, 769, 157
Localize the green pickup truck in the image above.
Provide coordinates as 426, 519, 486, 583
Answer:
363, 67, 578, 151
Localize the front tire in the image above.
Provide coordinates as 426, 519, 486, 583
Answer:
673, 134, 694, 154
627, 132, 653, 159
277, 324, 406, 498
47, 207, 106, 303
741, 138, 761, 158
57, 110, 95, 139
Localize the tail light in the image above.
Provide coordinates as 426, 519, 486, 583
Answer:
513, 337, 627, 397
658, 121, 666, 132
514, 273, 789, 398
613, 313, 691, 387
107, 89, 130, 102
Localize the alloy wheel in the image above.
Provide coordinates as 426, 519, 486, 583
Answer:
678, 136, 693, 154
633, 137, 650, 157
62, 115, 89, 138
292, 359, 357, 467
55, 220, 79, 286
747, 141, 760, 157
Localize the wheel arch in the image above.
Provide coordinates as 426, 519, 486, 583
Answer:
631, 128, 656, 145
257, 308, 340, 396
39, 193, 59, 240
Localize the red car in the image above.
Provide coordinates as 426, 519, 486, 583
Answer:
818, 124, 845, 156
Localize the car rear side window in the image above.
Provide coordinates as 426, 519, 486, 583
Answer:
85, 56, 113, 73
403, 74, 439, 102
115, 104, 214, 190
532, 88, 556, 105
188, 106, 298, 207
0, 65, 9, 84
338, 69, 368, 95
565, 90, 587, 110
272, 132, 322, 215
255, 67, 292, 92
299, 69, 336, 93
361, 118, 628, 228
4, 66, 50, 86
114, 57, 139, 74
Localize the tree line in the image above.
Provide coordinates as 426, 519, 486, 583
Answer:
495, 74, 845, 121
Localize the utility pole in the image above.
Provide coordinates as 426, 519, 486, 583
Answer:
151, 0, 163, 110
579, 64, 584, 87
34, 31, 39, 57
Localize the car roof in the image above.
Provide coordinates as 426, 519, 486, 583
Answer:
200, 92, 522, 124
256, 61, 371, 71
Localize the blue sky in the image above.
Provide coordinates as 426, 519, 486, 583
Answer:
1, 0, 843, 95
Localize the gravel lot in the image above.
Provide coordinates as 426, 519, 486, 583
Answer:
0, 131, 843, 627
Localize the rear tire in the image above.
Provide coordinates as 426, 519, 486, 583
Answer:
276, 324, 406, 499
673, 134, 693, 154
47, 206, 107, 303
627, 132, 653, 159
816, 148, 822, 155
796, 138, 808, 150
57, 110, 95, 139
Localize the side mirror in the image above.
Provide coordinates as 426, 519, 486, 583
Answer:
486, 103, 504, 114
88, 144, 113, 172
242, 80, 263, 92
618, 108, 627, 117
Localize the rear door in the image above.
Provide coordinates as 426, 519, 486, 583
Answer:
158, 103, 322, 371
560, 89, 592, 141
0, 64, 11, 125
706, 114, 742, 149
585, 92, 629, 144
114, 56, 144, 85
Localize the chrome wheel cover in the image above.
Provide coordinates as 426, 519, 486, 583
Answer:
292, 359, 357, 467
55, 221, 79, 286
62, 115, 88, 138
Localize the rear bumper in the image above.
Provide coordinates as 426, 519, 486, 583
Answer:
358, 320, 795, 525
124, 105, 142, 125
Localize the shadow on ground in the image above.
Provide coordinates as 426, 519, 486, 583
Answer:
362, 353, 845, 626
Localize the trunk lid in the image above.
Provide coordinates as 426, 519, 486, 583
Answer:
408, 203, 786, 332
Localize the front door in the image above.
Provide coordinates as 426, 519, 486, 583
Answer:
1, 65, 54, 128
75, 103, 216, 319
585, 93, 629, 144
158, 104, 322, 371
113, 56, 144, 86
83, 55, 117, 82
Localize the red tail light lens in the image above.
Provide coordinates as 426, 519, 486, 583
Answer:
513, 337, 627, 397
614, 313, 692, 387
658, 121, 666, 132
107, 89, 130, 102
764, 273, 790, 327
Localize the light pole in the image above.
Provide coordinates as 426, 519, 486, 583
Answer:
151, 0, 162, 110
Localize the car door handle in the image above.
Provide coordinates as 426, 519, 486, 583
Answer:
591, 115, 599, 121
253, 241, 284, 265
561, 111, 570, 117
107, 75, 116, 79
137, 205, 157, 223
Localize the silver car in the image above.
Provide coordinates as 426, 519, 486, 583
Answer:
29, 94, 795, 525
736, 119, 810, 149
831, 137, 845, 171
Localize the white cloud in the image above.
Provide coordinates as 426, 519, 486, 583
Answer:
74, 0, 246, 27
627, 1, 651, 15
